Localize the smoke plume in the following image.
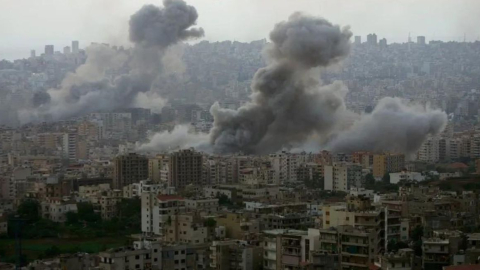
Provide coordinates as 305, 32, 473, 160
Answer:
136, 125, 209, 152
210, 13, 352, 154
20, 0, 203, 124
326, 98, 447, 154
207, 12, 447, 155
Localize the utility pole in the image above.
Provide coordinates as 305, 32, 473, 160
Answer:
11, 215, 27, 270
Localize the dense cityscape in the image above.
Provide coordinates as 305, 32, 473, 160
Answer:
1, 0, 480, 270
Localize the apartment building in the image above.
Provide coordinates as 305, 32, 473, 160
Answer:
141, 194, 185, 236
113, 153, 148, 189
165, 213, 212, 244
422, 230, 462, 270
373, 153, 405, 178
324, 162, 362, 192
375, 248, 414, 270
185, 198, 219, 214
169, 149, 203, 189
99, 240, 210, 270
263, 229, 309, 270
99, 189, 122, 220
210, 240, 263, 270
41, 198, 77, 223
262, 213, 314, 230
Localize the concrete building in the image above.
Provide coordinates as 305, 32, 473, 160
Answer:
263, 229, 310, 270
141, 194, 185, 236
324, 162, 362, 192
417, 36, 426, 45
62, 132, 77, 160
99, 240, 210, 270
113, 153, 148, 189
72, 41, 79, 53
389, 171, 425, 184
45, 45, 54, 55
169, 149, 203, 189
148, 155, 169, 183
418, 137, 441, 163
185, 198, 219, 214
99, 189, 122, 220
373, 153, 405, 178
210, 240, 263, 270
375, 248, 414, 270
41, 198, 77, 223
367, 33, 378, 46
354, 36, 362, 45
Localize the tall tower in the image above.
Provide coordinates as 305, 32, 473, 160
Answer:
72, 41, 79, 54
44, 45, 54, 55
113, 153, 149, 189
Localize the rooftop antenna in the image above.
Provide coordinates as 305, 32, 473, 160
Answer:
408, 32, 411, 43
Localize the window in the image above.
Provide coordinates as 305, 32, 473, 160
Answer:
135, 255, 139, 260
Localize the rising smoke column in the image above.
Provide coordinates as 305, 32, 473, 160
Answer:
208, 12, 447, 155
20, 0, 203, 124
326, 97, 447, 155
209, 13, 353, 154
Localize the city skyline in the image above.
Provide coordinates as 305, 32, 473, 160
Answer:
1, 0, 480, 60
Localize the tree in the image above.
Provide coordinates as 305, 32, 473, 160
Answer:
382, 172, 391, 184
217, 194, 232, 206
17, 199, 40, 223
204, 218, 217, 228
412, 225, 424, 256
77, 202, 101, 223
364, 173, 376, 189
65, 211, 79, 225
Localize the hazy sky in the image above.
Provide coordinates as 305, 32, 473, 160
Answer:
1, 0, 479, 60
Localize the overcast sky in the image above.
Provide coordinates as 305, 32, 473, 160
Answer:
1, 0, 479, 60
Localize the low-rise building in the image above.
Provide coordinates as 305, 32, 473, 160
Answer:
41, 198, 77, 223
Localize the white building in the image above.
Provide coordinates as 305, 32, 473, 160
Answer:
389, 171, 425, 184
324, 162, 362, 192
141, 194, 185, 236
41, 198, 77, 223
417, 137, 440, 163
62, 132, 77, 160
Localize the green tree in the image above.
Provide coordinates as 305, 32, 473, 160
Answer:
217, 194, 232, 206
204, 217, 217, 228
17, 199, 41, 222
65, 211, 79, 225
412, 225, 424, 256
364, 173, 376, 189
77, 202, 101, 223
382, 172, 391, 184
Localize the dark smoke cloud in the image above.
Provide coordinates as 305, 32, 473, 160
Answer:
326, 97, 447, 154
20, 0, 203, 124
130, 0, 204, 48
205, 12, 447, 156
32, 91, 51, 108
209, 13, 352, 154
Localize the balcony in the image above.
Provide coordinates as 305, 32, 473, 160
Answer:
341, 261, 368, 268
341, 241, 368, 247
341, 251, 369, 258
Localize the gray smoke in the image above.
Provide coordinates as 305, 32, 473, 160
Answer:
210, 13, 353, 154
20, 0, 203, 124
136, 125, 209, 152
208, 12, 447, 155
129, 0, 204, 48
326, 97, 447, 154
